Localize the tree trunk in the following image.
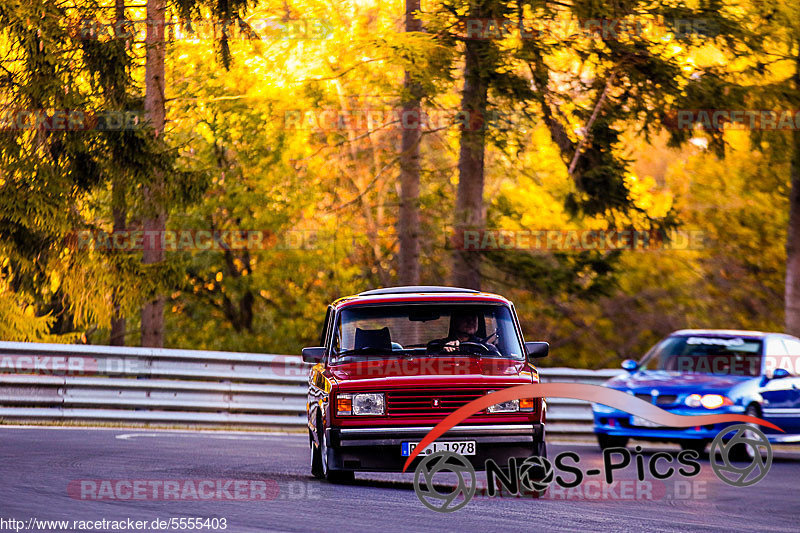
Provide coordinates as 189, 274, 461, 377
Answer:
110, 176, 127, 345
785, 49, 800, 335
109, 0, 127, 346
141, 0, 167, 347
397, 0, 422, 286
452, 38, 489, 290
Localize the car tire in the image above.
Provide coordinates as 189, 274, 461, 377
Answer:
535, 438, 547, 459
527, 439, 550, 485
679, 439, 708, 456
596, 434, 629, 450
728, 405, 764, 462
318, 424, 354, 483
310, 429, 324, 479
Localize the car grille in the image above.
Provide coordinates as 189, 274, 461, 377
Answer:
634, 393, 678, 406
656, 395, 678, 405
385, 388, 492, 417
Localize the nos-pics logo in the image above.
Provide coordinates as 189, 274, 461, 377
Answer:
413, 424, 773, 513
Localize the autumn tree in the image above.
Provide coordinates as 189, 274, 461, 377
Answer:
420, 0, 750, 290
140, 0, 255, 347
398, 0, 423, 285
0, 0, 157, 342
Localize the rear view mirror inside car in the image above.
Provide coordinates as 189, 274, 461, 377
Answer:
408, 309, 441, 322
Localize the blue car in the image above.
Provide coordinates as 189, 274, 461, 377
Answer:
593, 329, 800, 457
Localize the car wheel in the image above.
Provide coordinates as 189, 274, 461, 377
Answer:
523, 439, 550, 492
679, 439, 708, 456
310, 429, 324, 479
728, 405, 765, 462
596, 434, 629, 450
318, 424, 354, 483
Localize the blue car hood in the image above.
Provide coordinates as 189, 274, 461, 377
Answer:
606, 371, 752, 394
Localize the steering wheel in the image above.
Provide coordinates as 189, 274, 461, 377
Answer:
458, 341, 501, 356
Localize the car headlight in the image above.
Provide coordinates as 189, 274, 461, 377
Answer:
337, 393, 385, 416
685, 393, 733, 409
353, 393, 385, 415
592, 403, 615, 413
487, 391, 520, 413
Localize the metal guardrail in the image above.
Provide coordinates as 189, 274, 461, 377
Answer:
0, 341, 621, 436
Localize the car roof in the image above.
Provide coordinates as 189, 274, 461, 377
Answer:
332, 286, 511, 308
670, 329, 772, 338
358, 286, 479, 296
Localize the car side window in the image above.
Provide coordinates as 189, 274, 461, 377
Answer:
764, 337, 788, 377
782, 339, 800, 356
766, 337, 788, 356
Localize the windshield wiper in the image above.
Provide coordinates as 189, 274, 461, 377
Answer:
333, 347, 396, 360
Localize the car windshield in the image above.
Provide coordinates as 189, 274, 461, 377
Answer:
639, 335, 763, 377
329, 304, 524, 364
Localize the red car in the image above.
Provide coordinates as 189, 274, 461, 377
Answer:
302, 286, 549, 482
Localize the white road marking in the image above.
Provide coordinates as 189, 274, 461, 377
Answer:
0, 424, 305, 440
0, 424, 297, 435
115, 432, 304, 441
0, 425, 133, 431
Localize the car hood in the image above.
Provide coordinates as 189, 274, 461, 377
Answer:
329, 356, 534, 389
606, 370, 752, 393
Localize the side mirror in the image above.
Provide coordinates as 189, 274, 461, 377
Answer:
773, 368, 791, 380
621, 359, 639, 372
525, 341, 549, 362
302, 347, 325, 364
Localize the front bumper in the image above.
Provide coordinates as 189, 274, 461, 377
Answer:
325, 423, 544, 472
592, 404, 746, 441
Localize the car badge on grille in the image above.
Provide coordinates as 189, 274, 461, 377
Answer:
432, 398, 440, 408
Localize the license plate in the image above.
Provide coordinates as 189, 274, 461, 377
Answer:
630, 415, 663, 428
401, 441, 476, 456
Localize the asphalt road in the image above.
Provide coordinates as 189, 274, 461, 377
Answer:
1, 427, 798, 532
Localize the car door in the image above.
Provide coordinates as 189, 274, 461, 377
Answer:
759, 336, 800, 434
778, 338, 800, 433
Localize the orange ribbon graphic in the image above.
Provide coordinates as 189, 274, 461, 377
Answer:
402, 383, 783, 472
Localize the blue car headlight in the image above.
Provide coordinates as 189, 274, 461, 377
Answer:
592, 403, 616, 414
685, 394, 733, 409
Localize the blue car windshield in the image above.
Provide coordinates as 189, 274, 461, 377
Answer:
640, 335, 763, 377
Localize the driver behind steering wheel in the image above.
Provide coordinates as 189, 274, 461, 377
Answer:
427, 311, 491, 354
